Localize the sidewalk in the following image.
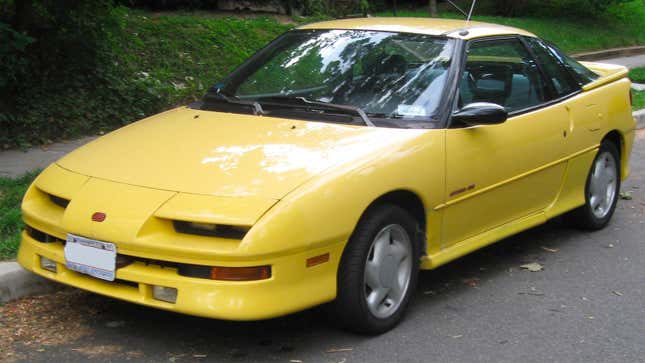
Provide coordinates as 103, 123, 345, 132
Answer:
592, 54, 645, 69
0, 136, 96, 178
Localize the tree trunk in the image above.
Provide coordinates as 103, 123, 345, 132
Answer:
429, 0, 437, 17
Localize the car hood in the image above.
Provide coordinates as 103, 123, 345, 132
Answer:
57, 107, 425, 199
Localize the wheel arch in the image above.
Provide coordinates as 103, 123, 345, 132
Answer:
355, 189, 427, 253
602, 129, 626, 179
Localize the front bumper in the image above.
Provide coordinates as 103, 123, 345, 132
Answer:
18, 232, 344, 320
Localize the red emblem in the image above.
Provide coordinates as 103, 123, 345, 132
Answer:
91, 212, 106, 222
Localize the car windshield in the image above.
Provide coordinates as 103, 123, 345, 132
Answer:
213, 29, 455, 125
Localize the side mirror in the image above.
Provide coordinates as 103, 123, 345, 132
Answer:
452, 102, 508, 126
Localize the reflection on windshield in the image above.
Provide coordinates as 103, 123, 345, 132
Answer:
221, 30, 454, 122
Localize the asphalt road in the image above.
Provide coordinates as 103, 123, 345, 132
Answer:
2, 131, 643, 363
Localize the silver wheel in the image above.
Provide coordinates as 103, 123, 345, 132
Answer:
363, 224, 413, 319
588, 150, 618, 219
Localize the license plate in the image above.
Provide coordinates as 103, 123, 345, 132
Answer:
64, 234, 117, 281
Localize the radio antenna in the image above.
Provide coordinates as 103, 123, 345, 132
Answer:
466, 0, 477, 22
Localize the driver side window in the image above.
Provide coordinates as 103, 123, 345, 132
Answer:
460, 38, 549, 113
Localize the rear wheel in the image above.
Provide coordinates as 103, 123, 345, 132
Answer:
332, 204, 420, 334
565, 141, 620, 230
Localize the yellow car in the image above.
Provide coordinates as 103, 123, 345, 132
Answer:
18, 18, 635, 334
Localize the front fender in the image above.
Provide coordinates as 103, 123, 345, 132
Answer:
242, 129, 445, 258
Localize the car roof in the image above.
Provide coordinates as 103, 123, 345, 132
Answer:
297, 17, 536, 40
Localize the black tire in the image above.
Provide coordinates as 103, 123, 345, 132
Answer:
565, 140, 621, 230
330, 204, 420, 335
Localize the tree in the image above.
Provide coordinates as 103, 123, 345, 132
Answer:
429, 0, 437, 17
494, 0, 528, 16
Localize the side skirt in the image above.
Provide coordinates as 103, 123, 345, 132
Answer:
420, 211, 546, 270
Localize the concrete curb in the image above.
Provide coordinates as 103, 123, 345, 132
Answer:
0, 262, 57, 303
635, 109, 645, 130
573, 45, 645, 61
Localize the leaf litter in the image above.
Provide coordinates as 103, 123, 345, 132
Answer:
540, 246, 559, 253
520, 262, 543, 272
0, 289, 108, 362
619, 191, 632, 200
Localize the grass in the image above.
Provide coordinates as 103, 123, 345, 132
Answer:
629, 67, 645, 84
374, 10, 645, 53
0, 172, 37, 260
114, 10, 293, 108
633, 90, 645, 111
632, 68, 645, 110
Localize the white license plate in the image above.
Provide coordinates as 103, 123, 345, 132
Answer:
64, 234, 117, 281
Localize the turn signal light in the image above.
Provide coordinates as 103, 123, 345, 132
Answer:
210, 265, 271, 281
306, 253, 330, 267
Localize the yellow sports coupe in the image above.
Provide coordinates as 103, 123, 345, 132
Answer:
18, 18, 636, 334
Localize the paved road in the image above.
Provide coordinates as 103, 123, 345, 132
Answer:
2, 132, 644, 362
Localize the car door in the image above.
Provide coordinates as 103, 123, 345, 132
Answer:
441, 36, 570, 247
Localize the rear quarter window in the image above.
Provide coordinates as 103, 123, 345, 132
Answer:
542, 40, 599, 86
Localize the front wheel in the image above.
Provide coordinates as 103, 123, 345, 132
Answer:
331, 204, 420, 334
565, 141, 620, 230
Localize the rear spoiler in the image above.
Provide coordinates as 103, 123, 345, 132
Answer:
579, 61, 629, 92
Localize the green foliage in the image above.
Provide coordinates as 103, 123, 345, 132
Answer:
376, 6, 645, 53
0, 6, 290, 148
302, 0, 328, 16
111, 10, 291, 109
0, 22, 33, 90
509, 0, 632, 17
0, 172, 37, 260
629, 67, 645, 84
634, 90, 645, 111
0, 0, 122, 147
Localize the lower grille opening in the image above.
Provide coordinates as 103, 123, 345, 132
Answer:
25, 225, 63, 244
114, 279, 138, 288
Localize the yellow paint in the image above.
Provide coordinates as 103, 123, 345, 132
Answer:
18, 21, 635, 321
298, 17, 536, 39
155, 193, 278, 226
580, 62, 630, 92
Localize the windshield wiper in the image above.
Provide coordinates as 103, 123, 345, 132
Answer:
203, 90, 265, 116
256, 96, 374, 127
366, 112, 405, 119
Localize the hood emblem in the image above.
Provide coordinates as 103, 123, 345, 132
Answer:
92, 212, 107, 222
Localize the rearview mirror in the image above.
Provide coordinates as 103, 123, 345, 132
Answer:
452, 102, 507, 126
